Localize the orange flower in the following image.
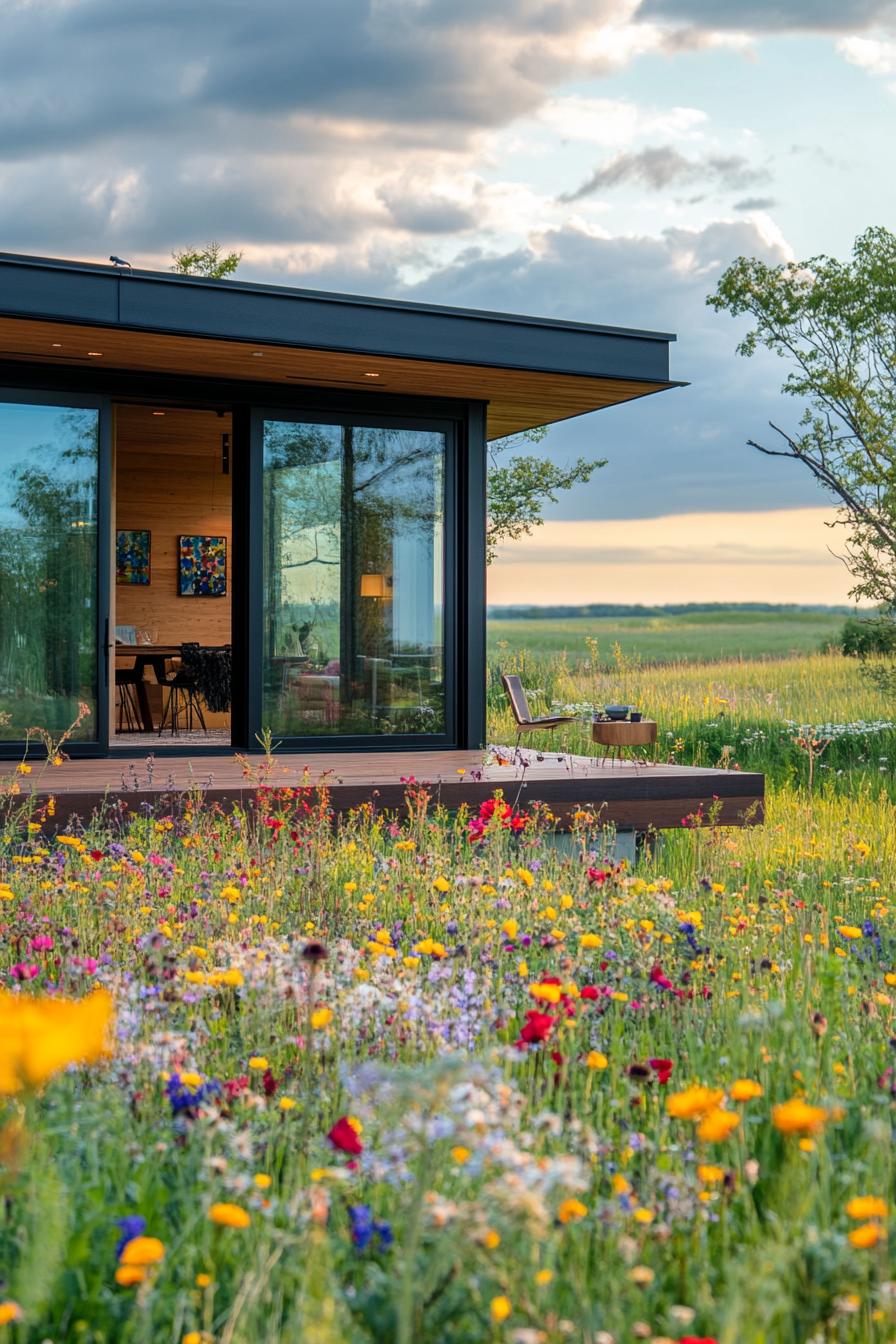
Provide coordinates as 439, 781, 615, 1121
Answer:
772, 1098, 828, 1135
730, 1078, 763, 1102
849, 1222, 885, 1249
666, 1085, 724, 1120
119, 1236, 165, 1266
557, 1198, 588, 1224
208, 1202, 251, 1229
846, 1196, 888, 1221
696, 1109, 740, 1142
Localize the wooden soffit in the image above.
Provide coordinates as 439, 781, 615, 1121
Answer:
0, 313, 675, 439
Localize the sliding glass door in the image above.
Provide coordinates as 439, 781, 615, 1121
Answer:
259, 413, 448, 740
0, 393, 108, 751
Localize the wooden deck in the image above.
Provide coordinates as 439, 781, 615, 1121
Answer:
0, 747, 763, 833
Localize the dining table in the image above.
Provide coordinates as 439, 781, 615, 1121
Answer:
115, 644, 181, 733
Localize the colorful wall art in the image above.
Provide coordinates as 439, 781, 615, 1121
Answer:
116, 529, 151, 585
179, 535, 227, 597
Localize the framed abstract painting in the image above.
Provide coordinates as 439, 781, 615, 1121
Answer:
179, 535, 227, 597
116, 529, 151, 585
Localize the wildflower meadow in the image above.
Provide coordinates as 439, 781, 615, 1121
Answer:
1, 650, 896, 1343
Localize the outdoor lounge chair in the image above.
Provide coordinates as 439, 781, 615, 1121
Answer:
501, 673, 575, 751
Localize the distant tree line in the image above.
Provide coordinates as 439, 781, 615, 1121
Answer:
487, 602, 860, 620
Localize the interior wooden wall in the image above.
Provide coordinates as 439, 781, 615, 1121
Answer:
114, 405, 232, 646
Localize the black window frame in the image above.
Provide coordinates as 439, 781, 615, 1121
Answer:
249, 404, 459, 752
0, 385, 111, 759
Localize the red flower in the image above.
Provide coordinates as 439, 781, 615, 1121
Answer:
580, 986, 600, 1000
679, 1337, 717, 1344
649, 1057, 674, 1085
517, 1010, 555, 1045
586, 867, 608, 884
262, 1068, 279, 1096
649, 964, 674, 990
223, 1075, 249, 1100
327, 1116, 363, 1155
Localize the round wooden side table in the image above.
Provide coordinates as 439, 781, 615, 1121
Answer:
591, 719, 657, 762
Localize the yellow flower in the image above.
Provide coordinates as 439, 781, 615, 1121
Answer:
254, 1173, 272, 1189
697, 1164, 726, 1184
501, 919, 519, 940
517, 867, 535, 887
557, 1198, 587, 1224
248, 1056, 269, 1070
451, 1146, 471, 1165
183, 1333, 214, 1344
535, 1269, 553, 1286
696, 1109, 740, 1142
579, 933, 603, 949
432, 876, 451, 892
279, 1097, 297, 1111
633, 1207, 655, 1224
119, 1236, 165, 1266
730, 1078, 763, 1102
666, 1085, 724, 1120
0, 1303, 22, 1325
772, 1098, 829, 1135
310, 1008, 333, 1030
0, 988, 114, 1095
528, 982, 562, 1005
849, 1222, 885, 1249
586, 1051, 608, 1070
838, 925, 862, 939
490, 1296, 512, 1324
412, 938, 446, 958
846, 1196, 888, 1221
195, 1273, 213, 1288
483, 1229, 501, 1249
208, 1202, 251, 1229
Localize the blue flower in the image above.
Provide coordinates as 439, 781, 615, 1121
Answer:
166, 1073, 221, 1115
115, 1215, 146, 1258
348, 1204, 392, 1251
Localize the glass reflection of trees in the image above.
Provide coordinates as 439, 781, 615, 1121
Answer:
262, 421, 444, 736
0, 407, 98, 740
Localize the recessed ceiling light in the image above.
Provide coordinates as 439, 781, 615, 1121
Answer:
251, 350, 264, 357
51, 342, 62, 348
364, 371, 380, 378
87, 351, 103, 357
152, 410, 166, 416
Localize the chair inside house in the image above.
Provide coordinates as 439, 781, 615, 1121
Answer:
115, 660, 143, 733
502, 673, 575, 751
158, 643, 208, 736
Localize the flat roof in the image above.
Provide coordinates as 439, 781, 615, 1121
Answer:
0, 251, 682, 437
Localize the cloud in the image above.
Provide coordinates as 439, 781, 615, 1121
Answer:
380, 217, 831, 522
634, 0, 896, 32
560, 146, 770, 201
733, 196, 778, 211
838, 34, 896, 81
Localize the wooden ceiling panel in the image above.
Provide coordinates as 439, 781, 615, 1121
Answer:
0, 314, 674, 439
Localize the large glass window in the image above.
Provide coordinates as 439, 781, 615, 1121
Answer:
0, 401, 100, 742
262, 418, 445, 737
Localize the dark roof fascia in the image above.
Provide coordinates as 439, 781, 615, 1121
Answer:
0, 250, 676, 385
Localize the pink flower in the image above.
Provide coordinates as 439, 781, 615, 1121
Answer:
10, 962, 39, 981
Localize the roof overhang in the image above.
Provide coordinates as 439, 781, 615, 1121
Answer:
0, 251, 682, 439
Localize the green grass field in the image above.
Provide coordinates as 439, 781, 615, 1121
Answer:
487, 608, 850, 666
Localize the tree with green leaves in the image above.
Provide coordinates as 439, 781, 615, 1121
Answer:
171, 242, 242, 279
709, 226, 896, 608
173, 248, 605, 556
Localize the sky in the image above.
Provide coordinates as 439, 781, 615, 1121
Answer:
2, 0, 894, 604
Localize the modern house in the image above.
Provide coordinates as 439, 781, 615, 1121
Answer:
0, 250, 763, 829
